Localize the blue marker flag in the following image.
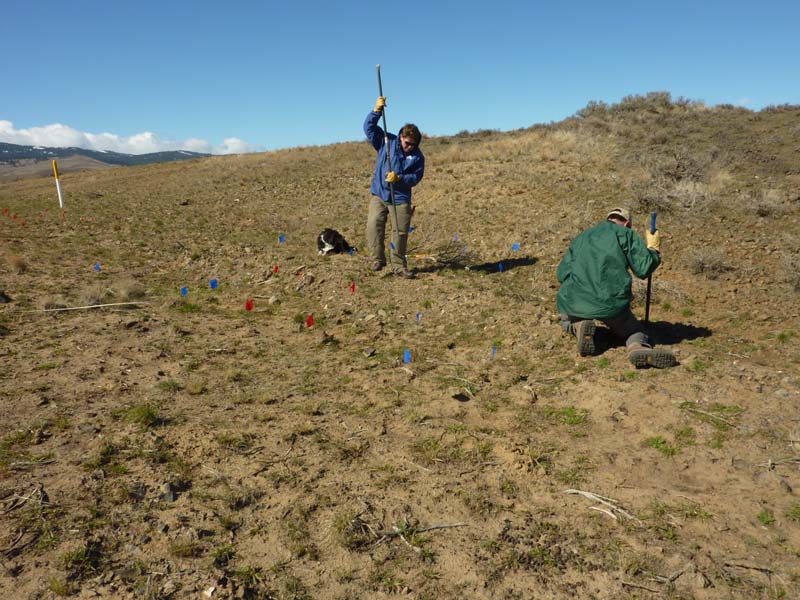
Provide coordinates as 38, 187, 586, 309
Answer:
416, 312, 421, 324
94, 262, 101, 271
409, 226, 415, 233
492, 346, 497, 358
210, 279, 218, 289
278, 234, 286, 243
498, 262, 504, 272
390, 241, 396, 251
403, 349, 412, 363
512, 243, 520, 251
180, 287, 188, 297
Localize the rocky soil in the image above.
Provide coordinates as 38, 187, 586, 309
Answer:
1, 96, 799, 599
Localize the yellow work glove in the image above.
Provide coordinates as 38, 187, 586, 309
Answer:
374, 96, 386, 112
646, 229, 661, 253
385, 171, 400, 184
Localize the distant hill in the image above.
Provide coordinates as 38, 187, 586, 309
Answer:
0, 142, 211, 181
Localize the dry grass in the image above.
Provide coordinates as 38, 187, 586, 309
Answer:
1, 96, 799, 600
7, 254, 27, 274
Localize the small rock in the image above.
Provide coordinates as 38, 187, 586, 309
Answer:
363, 348, 376, 358
161, 580, 178, 597
0, 290, 12, 303
128, 482, 147, 502
160, 482, 176, 502
320, 331, 337, 345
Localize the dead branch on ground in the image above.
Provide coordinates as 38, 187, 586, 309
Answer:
564, 489, 642, 524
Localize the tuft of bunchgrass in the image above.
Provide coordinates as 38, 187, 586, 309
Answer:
126, 403, 162, 429
645, 436, 679, 457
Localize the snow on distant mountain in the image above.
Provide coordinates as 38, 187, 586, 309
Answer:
0, 142, 211, 168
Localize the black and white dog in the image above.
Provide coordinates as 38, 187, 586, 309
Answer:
317, 228, 355, 255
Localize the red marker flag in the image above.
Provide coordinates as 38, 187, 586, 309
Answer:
245, 299, 254, 311
349, 282, 356, 294
306, 313, 314, 328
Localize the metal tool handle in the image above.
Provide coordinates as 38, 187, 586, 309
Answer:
645, 211, 657, 324
375, 64, 400, 269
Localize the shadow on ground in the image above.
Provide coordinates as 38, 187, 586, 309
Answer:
593, 320, 712, 352
415, 255, 538, 274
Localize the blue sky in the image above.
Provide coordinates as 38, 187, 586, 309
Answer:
2, 0, 798, 154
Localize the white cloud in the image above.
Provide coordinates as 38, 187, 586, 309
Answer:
215, 137, 263, 155
736, 97, 752, 107
0, 120, 263, 155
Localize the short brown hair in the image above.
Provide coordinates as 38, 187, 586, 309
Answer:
400, 124, 421, 145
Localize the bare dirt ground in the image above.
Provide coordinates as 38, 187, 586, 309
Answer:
2, 96, 799, 599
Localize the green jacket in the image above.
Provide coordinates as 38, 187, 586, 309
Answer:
557, 220, 661, 319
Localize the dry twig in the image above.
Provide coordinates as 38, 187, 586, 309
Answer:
763, 456, 800, 469
723, 562, 773, 575
36, 301, 149, 312
252, 447, 298, 476
564, 489, 642, 524
10, 459, 55, 470
682, 406, 738, 429
1, 484, 50, 515
621, 580, 662, 594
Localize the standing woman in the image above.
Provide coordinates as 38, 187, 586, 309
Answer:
363, 95, 425, 278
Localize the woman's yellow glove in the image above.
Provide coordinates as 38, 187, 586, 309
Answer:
385, 171, 400, 184
374, 96, 386, 112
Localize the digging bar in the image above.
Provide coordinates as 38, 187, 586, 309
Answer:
645, 211, 657, 324
376, 64, 401, 274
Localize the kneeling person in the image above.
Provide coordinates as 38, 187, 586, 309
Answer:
556, 207, 676, 368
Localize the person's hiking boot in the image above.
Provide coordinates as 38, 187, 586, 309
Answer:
627, 343, 677, 369
574, 320, 596, 356
370, 261, 385, 272
393, 267, 416, 279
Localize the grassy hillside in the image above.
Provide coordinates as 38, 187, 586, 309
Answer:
1, 93, 799, 599
0, 155, 118, 182
0, 143, 211, 182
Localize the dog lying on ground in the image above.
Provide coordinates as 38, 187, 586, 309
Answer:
317, 229, 355, 255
